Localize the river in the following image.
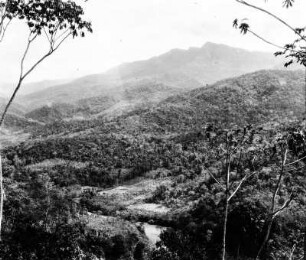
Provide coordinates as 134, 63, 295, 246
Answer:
142, 223, 167, 245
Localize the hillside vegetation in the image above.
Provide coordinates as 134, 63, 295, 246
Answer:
24, 82, 183, 123
16, 42, 280, 110
137, 70, 304, 130
26, 69, 304, 139
1, 45, 306, 259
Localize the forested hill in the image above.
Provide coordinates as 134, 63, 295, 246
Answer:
24, 68, 305, 131
29, 69, 305, 138
132, 69, 305, 131
3, 70, 306, 260
24, 82, 183, 124
0, 97, 25, 116
17, 42, 280, 110
0, 79, 71, 98
107, 42, 281, 85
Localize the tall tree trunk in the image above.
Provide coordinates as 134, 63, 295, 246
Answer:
222, 198, 229, 260
222, 160, 231, 260
256, 216, 274, 260
304, 68, 306, 117
0, 81, 22, 240
304, 66, 306, 260
289, 244, 296, 260
0, 154, 3, 241
304, 225, 306, 260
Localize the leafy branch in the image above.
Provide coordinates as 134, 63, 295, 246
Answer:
234, 0, 306, 67
0, 0, 92, 240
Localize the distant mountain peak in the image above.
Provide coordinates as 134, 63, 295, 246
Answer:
19, 42, 285, 111
202, 41, 220, 48
202, 41, 234, 50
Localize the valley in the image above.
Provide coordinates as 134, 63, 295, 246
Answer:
1, 42, 306, 260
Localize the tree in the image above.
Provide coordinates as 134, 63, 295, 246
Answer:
233, 2, 306, 258
0, 173, 105, 259
0, 0, 92, 239
233, 0, 306, 113
150, 123, 306, 259
203, 125, 267, 260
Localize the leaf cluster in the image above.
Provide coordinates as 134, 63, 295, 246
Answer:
5, 0, 92, 37
234, 0, 306, 68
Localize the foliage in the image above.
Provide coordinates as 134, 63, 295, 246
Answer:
0, 176, 105, 259
5, 0, 92, 37
234, 0, 306, 68
3, 118, 306, 259
1, 68, 306, 259
150, 121, 306, 259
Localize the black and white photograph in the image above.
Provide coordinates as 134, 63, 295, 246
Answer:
0, 0, 306, 259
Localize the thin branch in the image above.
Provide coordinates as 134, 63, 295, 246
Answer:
0, 18, 11, 42
21, 51, 52, 81
53, 31, 72, 51
222, 152, 231, 260
248, 29, 288, 50
0, 154, 3, 241
0, 32, 37, 127
248, 29, 305, 56
0, 0, 8, 37
53, 21, 61, 36
20, 32, 37, 79
287, 164, 306, 172
54, 28, 69, 43
43, 27, 52, 44
283, 148, 288, 167
202, 165, 223, 186
271, 148, 287, 212
272, 193, 293, 217
289, 244, 296, 260
228, 172, 254, 202
236, 0, 306, 42
49, 21, 62, 46
255, 193, 292, 260
226, 155, 231, 192
22, 31, 72, 80
0, 30, 72, 127
285, 154, 306, 167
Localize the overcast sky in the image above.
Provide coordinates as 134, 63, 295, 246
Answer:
0, 0, 305, 85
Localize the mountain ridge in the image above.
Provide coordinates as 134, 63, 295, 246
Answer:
26, 69, 305, 139
17, 42, 282, 110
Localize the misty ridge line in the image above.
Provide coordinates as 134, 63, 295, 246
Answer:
0, 41, 295, 99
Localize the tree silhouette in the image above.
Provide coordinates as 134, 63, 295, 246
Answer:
233, 0, 306, 113
233, 1, 306, 259
0, 0, 92, 239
